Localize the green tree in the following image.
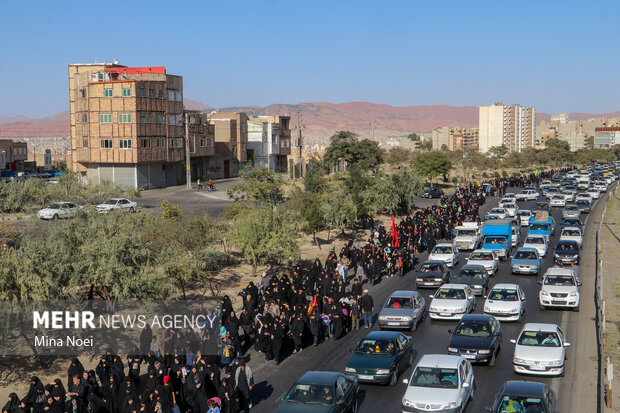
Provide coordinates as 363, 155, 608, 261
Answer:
419, 139, 433, 152
585, 136, 594, 150
407, 133, 421, 142
321, 185, 357, 238
488, 145, 508, 157
545, 138, 571, 152
362, 173, 399, 216
413, 151, 452, 182
385, 146, 412, 165
303, 157, 328, 193
323, 131, 383, 170
288, 188, 325, 248
159, 199, 181, 222
226, 167, 285, 207
440, 144, 448, 151
344, 164, 371, 219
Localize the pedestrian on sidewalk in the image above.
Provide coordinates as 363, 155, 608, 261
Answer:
360, 290, 374, 328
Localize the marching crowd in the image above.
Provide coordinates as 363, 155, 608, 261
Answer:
4, 172, 558, 413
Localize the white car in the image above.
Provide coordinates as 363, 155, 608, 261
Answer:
517, 210, 532, 227
466, 249, 499, 276
511, 323, 570, 376
594, 182, 608, 192
488, 208, 508, 220
560, 226, 583, 248
523, 235, 548, 257
95, 198, 138, 213
561, 191, 575, 202
499, 202, 519, 218
37, 202, 83, 220
428, 284, 476, 321
549, 195, 566, 207
401, 355, 474, 413
454, 223, 482, 251
502, 193, 517, 201
538, 272, 581, 311
510, 226, 520, 247
576, 192, 593, 203
586, 188, 601, 199
515, 190, 539, 201
484, 283, 526, 322
429, 243, 459, 268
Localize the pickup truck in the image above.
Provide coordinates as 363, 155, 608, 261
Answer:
454, 222, 482, 251
528, 219, 555, 242
482, 220, 513, 260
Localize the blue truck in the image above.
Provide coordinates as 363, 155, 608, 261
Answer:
528, 211, 555, 241
482, 219, 513, 260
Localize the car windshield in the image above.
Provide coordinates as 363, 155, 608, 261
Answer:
458, 269, 484, 279
285, 383, 334, 405
517, 331, 561, 347
457, 229, 477, 236
530, 224, 548, 231
386, 297, 413, 309
552, 195, 564, 200
525, 237, 544, 245
485, 237, 505, 245
562, 230, 580, 236
454, 320, 491, 337
545, 275, 575, 286
470, 252, 493, 260
497, 396, 545, 413
563, 219, 582, 226
355, 339, 396, 355
490, 209, 504, 214
536, 202, 548, 208
514, 251, 537, 260
410, 367, 458, 389
576, 200, 590, 206
518, 211, 531, 216
433, 246, 453, 254
485, 215, 500, 221
420, 263, 443, 273
565, 206, 578, 211
488, 289, 518, 301
556, 242, 578, 252
104, 200, 118, 205
435, 288, 466, 300
47, 203, 62, 209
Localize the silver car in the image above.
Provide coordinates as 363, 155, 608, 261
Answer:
401, 354, 474, 413
562, 204, 581, 219
511, 323, 570, 376
378, 291, 427, 332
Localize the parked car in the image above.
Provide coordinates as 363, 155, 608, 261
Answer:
422, 188, 444, 198
522, 234, 548, 257
401, 355, 474, 413
377, 291, 426, 331
486, 381, 559, 413
510, 247, 541, 275
483, 283, 526, 322
560, 226, 583, 248
511, 323, 570, 376
538, 271, 581, 311
447, 314, 502, 366
95, 198, 137, 213
517, 210, 532, 227
449, 264, 489, 296
415, 260, 450, 288
465, 249, 499, 276
428, 284, 476, 321
345, 331, 413, 385
549, 194, 566, 207
428, 243, 459, 268
277, 371, 359, 413
37, 202, 83, 220
515, 190, 539, 201
562, 204, 581, 219
553, 240, 580, 265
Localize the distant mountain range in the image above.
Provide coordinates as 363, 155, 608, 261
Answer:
2, 101, 620, 146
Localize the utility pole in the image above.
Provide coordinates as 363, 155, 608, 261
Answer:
184, 112, 191, 189
297, 112, 303, 158
371, 119, 375, 139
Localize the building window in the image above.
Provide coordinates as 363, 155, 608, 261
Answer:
82, 114, 88, 123
189, 135, 195, 153
104, 88, 113, 97
118, 113, 132, 123
158, 90, 163, 99
156, 138, 165, 148
168, 90, 175, 101
139, 113, 151, 123
149, 89, 155, 98
189, 116, 195, 124
175, 91, 182, 102
82, 139, 88, 148
81, 89, 87, 98
122, 88, 131, 97
199, 135, 206, 147
119, 139, 132, 149
140, 139, 151, 149
138, 88, 145, 97
100, 139, 113, 149
99, 113, 112, 124
168, 137, 184, 148
156, 113, 164, 123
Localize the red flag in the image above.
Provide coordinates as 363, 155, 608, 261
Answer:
307, 294, 318, 315
391, 215, 399, 248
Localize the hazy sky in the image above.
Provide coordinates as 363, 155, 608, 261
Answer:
1, 0, 619, 118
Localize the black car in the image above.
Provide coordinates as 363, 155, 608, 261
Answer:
415, 260, 450, 288
449, 264, 489, 296
561, 217, 584, 229
553, 240, 580, 265
486, 381, 559, 413
447, 314, 502, 366
422, 187, 444, 198
575, 199, 591, 213
277, 371, 359, 413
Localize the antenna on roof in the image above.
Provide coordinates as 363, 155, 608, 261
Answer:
113, 58, 119, 65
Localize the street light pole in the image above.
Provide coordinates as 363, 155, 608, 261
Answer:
185, 112, 191, 190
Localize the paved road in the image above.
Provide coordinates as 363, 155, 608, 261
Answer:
248, 188, 609, 412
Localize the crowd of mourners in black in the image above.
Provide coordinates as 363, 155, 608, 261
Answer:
4, 172, 561, 413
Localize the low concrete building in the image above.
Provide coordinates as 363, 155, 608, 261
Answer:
0, 139, 28, 171
246, 115, 291, 172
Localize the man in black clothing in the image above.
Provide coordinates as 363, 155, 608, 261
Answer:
238, 307, 254, 352
290, 313, 305, 353
360, 290, 374, 328
350, 278, 363, 300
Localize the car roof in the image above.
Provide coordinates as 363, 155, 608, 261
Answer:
422, 260, 447, 265
525, 234, 545, 239
362, 331, 404, 340
389, 290, 420, 298
471, 249, 495, 255
434, 243, 455, 247
438, 283, 470, 290
416, 354, 463, 369
556, 240, 578, 246
561, 226, 582, 232
545, 268, 576, 276
521, 323, 561, 332
502, 381, 548, 397
459, 314, 494, 323
515, 247, 538, 253
460, 264, 486, 271
489, 283, 521, 290
296, 371, 344, 385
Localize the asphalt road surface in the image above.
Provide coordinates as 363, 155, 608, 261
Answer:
250, 188, 609, 413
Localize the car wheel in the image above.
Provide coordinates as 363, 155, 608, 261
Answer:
409, 352, 414, 367
129, 207, 135, 213
489, 349, 497, 367
411, 318, 417, 332
52, 214, 58, 221
351, 395, 358, 413
539, 303, 546, 311
389, 368, 398, 386
469, 380, 475, 401
573, 306, 580, 312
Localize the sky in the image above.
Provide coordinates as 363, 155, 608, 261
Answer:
1, 0, 619, 118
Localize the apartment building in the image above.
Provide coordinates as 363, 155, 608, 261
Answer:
479, 103, 536, 153
432, 126, 479, 151
0, 139, 28, 171
246, 115, 291, 172
68, 62, 211, 189
594, 127, 620, 148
